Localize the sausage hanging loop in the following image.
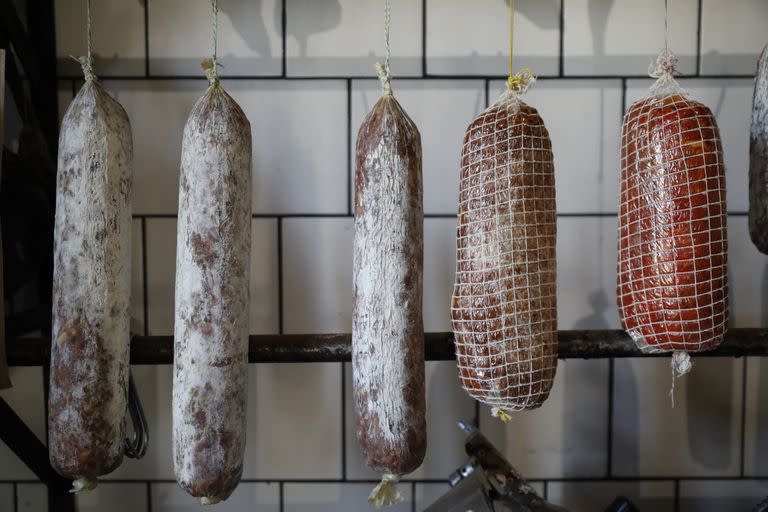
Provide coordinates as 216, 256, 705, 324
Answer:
368, 473, 403, 509
375, 0, 393, 95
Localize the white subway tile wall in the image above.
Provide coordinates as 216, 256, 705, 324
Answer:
3, 1, 768, 511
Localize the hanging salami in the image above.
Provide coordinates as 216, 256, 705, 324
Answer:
172, 15, 253, 503
749, 43, 768, 254
352, 5, 426, 507
48, 34, 133, 492
617, 49, 728, 381
450, 73, 558, 418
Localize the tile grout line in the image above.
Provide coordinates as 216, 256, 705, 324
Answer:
421, 0, 427, 77
606, 358, 615, 479
146, 481, 152, 512
341, 362, 347, 480
141, 217, 149, 337
674, 479, 681, 512
740, 357, 748, 477
277, 218, 284, 335
281, 0, 287, 78
559, 0, 565, 77
695, 0, 703, 76
347, 78, 353, 217
144, 0, 150, 78
279, 481, 285, 512
411, 481, 417, 512
12, 482, 17, 512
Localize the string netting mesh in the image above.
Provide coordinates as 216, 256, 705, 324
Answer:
617, 49, 729, 378
451, 87, 558, 417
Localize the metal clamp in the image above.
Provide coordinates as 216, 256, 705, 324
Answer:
123, 371, 148, 459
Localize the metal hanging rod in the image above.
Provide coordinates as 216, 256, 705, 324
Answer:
6, 329, 768, 366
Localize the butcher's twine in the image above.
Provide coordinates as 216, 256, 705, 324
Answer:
669, 350, 693, 408
648, 47, 685, 98
376, 0, 393, 95
72, 0, 95, 82
204, 0, 221, 84
70, 477, 97, 494
368, 473, 403, 509
505, 0, 534, 95
491, 406, 512, 423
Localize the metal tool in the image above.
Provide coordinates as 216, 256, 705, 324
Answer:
424, 420, 568, 512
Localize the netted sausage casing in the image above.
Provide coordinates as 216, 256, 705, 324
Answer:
617, 94, 728, 353
451, 91, 558, 412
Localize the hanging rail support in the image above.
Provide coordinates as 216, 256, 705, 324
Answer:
6, 329, 768, 365
0, 397, 74, 512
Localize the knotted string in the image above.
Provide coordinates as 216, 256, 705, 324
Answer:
491, 406, 512, 423
647, 0, 686, 97
506, 0, 534, 94
368, 473, 402, 509
70, 0, 95, 81
376, 0, 392, 95
202, 0, 221, 84
669, 350, 692, 408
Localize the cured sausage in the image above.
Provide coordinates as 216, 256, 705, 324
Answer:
617, 51, 728, 372
173, 72, 252, 505
49, 76, 133, 492
451, 85, 558, 418
352, 80, 426, 508
749, 43, 768, 254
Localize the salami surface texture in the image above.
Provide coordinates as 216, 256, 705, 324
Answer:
353, 92, 426, 508
49, 79, 133, 493
173, 82, 252, 505
749, 43, 768, 254
451, 89, 558, 417
617, 60, 728, 367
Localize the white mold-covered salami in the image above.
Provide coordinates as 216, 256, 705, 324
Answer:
352, 89, 426, 509
749, 43, 768, 254
173, 80, 252, 505
49, 78, 133, 493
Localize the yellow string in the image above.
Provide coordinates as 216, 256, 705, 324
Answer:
508, 0, 515, 82
506, 0, 532, 93
497, 409, 512, 423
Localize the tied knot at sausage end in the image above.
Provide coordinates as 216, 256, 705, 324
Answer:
648, 48, 687, 98
375, 62, 392, 96
669, 350, 693, 408
368, 473, 403, 509
70, 55, 96, 83
201, 58, 223, 85
506, 68, 535, 95
491, 407, 512, 423
201, 496, 222, 506
69, 478, 98, 494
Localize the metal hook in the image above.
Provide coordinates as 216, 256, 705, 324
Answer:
124, 371, 148, 459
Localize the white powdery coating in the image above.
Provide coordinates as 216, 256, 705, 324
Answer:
749, 44, 768, 253
352, 94, 425, 475
49, 80, 133, 481
173, 84, 252, 502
